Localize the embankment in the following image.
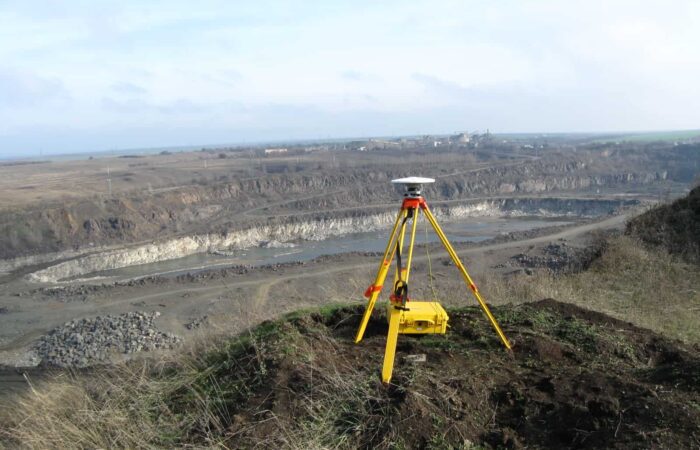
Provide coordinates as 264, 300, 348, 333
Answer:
23, 197, 636, 283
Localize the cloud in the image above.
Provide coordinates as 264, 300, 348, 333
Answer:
111, 82, 147, 95
411, 73, 464, 95
340, 70, 365, 81
410, 73, 521, 109
101, 97, 213, 115
1, 0, 700, 156
0, 69, 69, 108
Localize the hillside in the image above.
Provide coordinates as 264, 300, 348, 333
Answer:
0, 144, 685, 261
626, 186, 700, 263
3, 192, 700, 449
2, 301, 699, 449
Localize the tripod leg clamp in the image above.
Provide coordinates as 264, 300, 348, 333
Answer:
364, 284, 383, 298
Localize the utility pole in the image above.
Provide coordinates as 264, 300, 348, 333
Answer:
107, 166, 112, 196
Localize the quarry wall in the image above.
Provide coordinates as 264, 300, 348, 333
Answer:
20, 198, 636, 283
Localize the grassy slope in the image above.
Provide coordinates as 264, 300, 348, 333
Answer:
2, 192, 700, 448
626, 185, 700, 264
480, 235, 700, 344
2, 296, 698, 449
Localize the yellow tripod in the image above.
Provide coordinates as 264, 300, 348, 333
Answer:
355, 177, 512, 383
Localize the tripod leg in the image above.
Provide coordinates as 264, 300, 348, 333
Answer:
355, 208, 405, 344
422, 205, 512, 349
393, 209, 409, 291
403, 207, 420, 284
382, 208, 419, 383
382, 305, 402, 383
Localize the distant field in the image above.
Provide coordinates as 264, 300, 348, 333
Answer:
495, 130, 700, 144
594, 129, 700, 143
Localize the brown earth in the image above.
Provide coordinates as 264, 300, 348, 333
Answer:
199, 300, 700, 449
627, 185, 700, 263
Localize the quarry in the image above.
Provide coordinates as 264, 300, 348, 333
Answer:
3, 2, 700, 446
0, 136, 698, 448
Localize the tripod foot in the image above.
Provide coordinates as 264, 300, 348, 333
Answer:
381, 306, 402, 383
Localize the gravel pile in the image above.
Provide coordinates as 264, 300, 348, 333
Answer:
185, 315, 209, 330
509, 242, 594, 273
36, 311, 181, 368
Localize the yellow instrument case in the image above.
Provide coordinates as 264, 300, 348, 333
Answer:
386, 301, 449, 334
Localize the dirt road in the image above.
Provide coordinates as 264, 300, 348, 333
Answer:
0, 211, 628, 365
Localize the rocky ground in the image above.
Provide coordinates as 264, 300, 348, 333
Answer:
0, 213, 631, 375
35, 311, 180, 368
504, 241, 601, 273
0, 143, 683, 262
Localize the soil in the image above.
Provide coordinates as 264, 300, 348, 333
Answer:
627, 185, 700, 263
222, 300, 700, 449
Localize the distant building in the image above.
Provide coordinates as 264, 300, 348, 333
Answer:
264, 148, 288, 155
451, 132, 470, 145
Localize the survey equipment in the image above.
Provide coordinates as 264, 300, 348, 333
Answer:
355, 177, 512, 383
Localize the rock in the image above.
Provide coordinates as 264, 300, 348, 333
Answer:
185, 315, 209, 330
35, 311, 181, 368
403, 354, 427, 363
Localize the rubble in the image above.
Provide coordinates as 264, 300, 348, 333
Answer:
35, 311, 180, 368
509, 242, 595, 273
185, 315, 209, 330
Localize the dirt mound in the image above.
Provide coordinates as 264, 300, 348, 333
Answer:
627, 186, 700, 263
194, 300, 700, 449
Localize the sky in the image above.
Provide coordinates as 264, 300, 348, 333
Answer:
1, 0, 699, 156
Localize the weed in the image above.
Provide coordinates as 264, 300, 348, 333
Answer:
481, 236, 700, 344
554, 317, 598, 352
2, 236, 698, 448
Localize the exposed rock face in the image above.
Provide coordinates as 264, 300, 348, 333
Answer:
35, 311, 180, 368
22, 198, 636, 283
0, 157, 668, 261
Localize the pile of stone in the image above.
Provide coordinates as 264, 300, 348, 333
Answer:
511, 242, 585, 273
185, 315, 209, 330
543, 242, 570, 258
35, 311, 181, 368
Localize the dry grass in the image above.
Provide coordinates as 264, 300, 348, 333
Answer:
0, 305, 379, 449
0, 325, 272, 449
478, 235, 700, 344
0, 315, 384, 449
1, 235, 698, 448
229, 325, 395, 449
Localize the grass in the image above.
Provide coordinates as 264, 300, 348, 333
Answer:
0, 320, 285, 449
593, 129, 700, 143
1, 235, 698, 448
0, 314, 396, 449
479, 235, 700, 344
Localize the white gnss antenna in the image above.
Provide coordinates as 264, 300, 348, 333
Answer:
391, 176, 435, 198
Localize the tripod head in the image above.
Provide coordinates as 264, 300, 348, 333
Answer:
391, 176, 435, 198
